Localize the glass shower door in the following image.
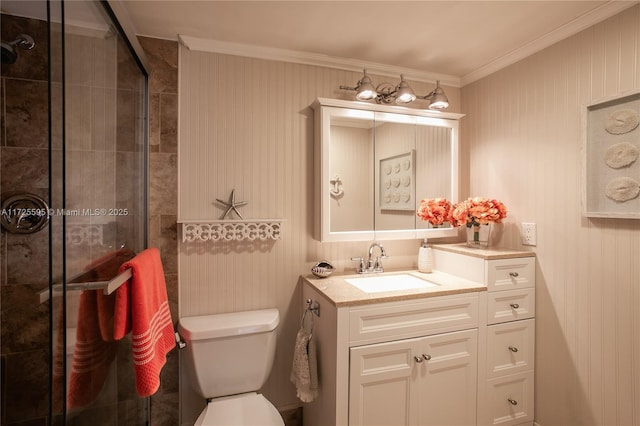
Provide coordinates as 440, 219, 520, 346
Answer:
1, 0, 147, 422
56, 0, 148, 423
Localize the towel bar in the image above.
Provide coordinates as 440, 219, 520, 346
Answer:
38, 268, 132, 303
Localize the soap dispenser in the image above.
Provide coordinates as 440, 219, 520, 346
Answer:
418, 238, 433, 273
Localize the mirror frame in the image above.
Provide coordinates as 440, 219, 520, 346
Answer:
312, 97, 464, 242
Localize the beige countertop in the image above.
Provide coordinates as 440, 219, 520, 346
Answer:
302, 269, 486, 307
432, 243, 535, 260
302, 244, 534, 307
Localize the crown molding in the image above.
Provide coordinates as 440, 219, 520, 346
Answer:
461, 0, 640, 86
181, 0, 637, 89
178, 34, 462, 88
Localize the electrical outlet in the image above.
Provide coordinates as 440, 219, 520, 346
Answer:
521, 222, 537, 246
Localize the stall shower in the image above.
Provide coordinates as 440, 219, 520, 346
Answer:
1, 1, 149, 423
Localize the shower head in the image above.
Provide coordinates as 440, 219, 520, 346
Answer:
1, 34, 36, 64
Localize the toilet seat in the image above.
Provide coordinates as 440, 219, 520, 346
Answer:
195, 392, 284, 426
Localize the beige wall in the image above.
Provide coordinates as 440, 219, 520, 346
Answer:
178, 51, 462, 415
462, 5, 640, 425
178, 5, 640, 424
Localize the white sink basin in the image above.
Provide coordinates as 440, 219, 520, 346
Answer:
345, 273, 439, 293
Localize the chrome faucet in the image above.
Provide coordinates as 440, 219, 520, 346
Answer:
351, 242, 389, 274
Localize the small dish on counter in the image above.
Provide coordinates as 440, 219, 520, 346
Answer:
311, 260, 335, 278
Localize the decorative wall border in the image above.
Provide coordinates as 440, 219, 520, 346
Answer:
180, 220, 283, 242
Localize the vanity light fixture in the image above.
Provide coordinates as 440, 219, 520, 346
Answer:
351, 69, 377, 101
340, 69, 449, 110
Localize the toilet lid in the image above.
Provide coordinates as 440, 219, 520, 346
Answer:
195, 393, 284, 426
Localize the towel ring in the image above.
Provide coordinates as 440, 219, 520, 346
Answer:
301, 307, 313, 331
301, 298, 320, 331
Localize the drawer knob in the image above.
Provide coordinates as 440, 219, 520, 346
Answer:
414, 356, 424, 363
509, 272, 519, 278
508, 398, 518, 406
422, 354, 432, 361
510, 303, 520, 309
508, 346, 519, 353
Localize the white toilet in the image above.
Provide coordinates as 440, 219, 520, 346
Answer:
178, 309, 284, 426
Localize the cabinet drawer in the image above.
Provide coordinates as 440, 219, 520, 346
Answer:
486, 319, 535, 378
487, 258, 535, 292
480, 371, 534, 426
349, 294, 479, 345
487, 288, 535, 325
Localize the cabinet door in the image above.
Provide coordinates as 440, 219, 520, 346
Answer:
349, 338, 421, 426
419, 329, 478, 426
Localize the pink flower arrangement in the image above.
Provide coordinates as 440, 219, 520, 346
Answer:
448, 197, 508, 228
417, 198, 452, 226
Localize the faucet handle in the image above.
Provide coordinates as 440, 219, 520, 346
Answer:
373, 256, 384, 272
351, 257, 366, 273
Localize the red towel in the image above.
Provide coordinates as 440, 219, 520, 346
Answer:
114, 248, 175, 397
65, 248, 135, 410
67, 290, 119, 409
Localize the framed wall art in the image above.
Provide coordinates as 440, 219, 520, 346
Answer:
582, 89, 640, 219
379, 150, 415, 211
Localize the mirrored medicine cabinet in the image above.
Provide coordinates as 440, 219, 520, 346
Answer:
312, 97, 464, 242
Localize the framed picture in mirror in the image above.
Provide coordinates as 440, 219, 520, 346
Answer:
379, 150, 415, 211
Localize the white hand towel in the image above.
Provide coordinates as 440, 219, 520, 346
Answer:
290, 328, 318, 402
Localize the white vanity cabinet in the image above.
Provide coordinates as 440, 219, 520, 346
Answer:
301, 272, 485, 426
347, 294, 480, 426
433, 245, 536, 426
300, 244, 535, 426
349, 328, 478, 426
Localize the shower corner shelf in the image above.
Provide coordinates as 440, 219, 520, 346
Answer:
179, 219, 284, 242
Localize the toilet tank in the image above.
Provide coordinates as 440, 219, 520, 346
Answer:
178, 309, 279, 399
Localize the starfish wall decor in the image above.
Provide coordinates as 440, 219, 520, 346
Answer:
215, 189, 248, 219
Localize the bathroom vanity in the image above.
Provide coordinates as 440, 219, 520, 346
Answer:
300, 244, 535, 426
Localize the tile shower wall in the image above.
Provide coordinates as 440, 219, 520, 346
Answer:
462, 5, 640, 425
138, 36, 180, 426
1, 14, 54, 424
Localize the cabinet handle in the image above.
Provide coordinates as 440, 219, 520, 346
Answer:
508, 346, 519, 353
508, 398, 518, 406
510, 303, 520, 309
422, 354, 432, 361
509, 272, 519, 278
414, 356, 423, 363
